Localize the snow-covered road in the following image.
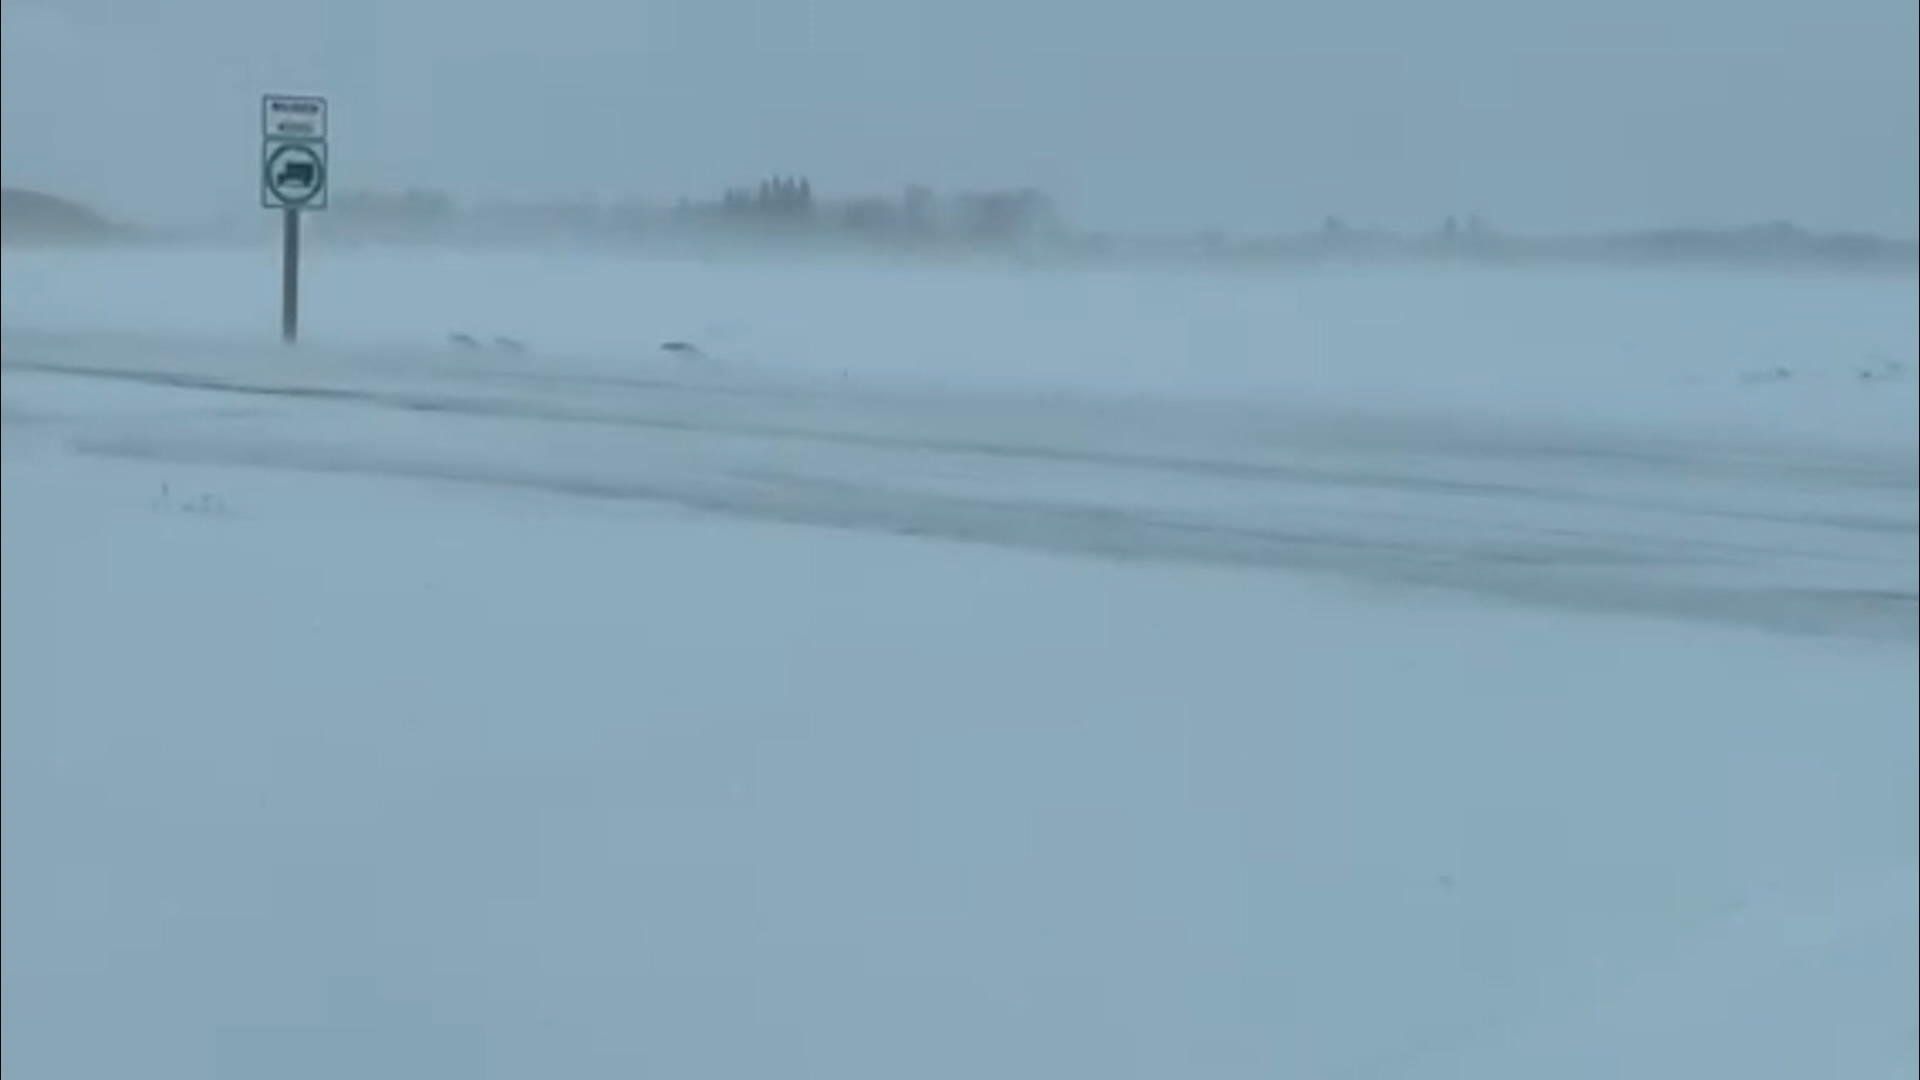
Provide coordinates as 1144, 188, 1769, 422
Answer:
7, 329, 1913, 640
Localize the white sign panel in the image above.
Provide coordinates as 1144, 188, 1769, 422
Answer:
262, 139, 328, 209
263, 94, 327, 139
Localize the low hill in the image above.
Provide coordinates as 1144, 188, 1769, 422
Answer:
2, 188, 127, 244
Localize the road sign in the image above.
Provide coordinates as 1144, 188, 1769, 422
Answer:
263, 95, 327, 139
262, 94, 328, 345
262, 139, 328, 209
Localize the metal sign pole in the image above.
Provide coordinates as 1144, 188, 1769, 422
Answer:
282, 208, 300, 344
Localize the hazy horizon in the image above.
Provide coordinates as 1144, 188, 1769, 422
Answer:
4, 0, 1916, 236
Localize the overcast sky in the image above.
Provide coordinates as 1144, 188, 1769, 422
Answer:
4, 0, 1915, 234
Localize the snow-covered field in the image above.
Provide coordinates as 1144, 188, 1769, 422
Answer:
4, 248, 1916, 1079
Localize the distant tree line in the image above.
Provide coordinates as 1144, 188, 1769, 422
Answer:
718, 176, 814, 220
310, 182, 1914, 270
324, 188, 457, 242
319, 176, 1142, 253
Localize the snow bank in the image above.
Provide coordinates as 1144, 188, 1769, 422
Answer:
4, 439, 1913, 1080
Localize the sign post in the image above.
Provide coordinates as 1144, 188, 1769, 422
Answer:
261, 94, 328, 344
282, 207, 300, 343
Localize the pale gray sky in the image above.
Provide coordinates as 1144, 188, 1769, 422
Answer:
4, 0, 1915, 234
